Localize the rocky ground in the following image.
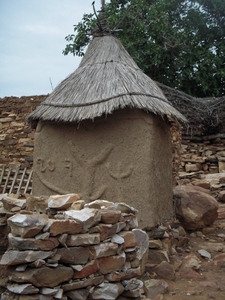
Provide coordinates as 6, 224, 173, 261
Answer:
0, 194, 225, 299
0, 225, 9, 295
145, 214, 225, 300
1, 212, 225, 299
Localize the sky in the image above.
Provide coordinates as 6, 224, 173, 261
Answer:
0, 0, 103, 98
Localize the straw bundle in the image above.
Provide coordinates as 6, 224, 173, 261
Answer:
28, 35, 186, 127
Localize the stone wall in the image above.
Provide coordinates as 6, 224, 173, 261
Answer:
179, 136, 225, 175
178, 136, 225, 202
0, 95, 47, 168
0, 194, 148, 299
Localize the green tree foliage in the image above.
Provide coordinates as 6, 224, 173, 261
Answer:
63, 0, 225, 97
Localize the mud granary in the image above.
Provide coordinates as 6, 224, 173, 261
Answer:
28, 4, 185, 228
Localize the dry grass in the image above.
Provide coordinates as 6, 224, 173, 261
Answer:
28, 35, 186, 127
158, 82, 225, 136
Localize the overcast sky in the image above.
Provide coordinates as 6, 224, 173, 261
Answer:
0, 0, 103, 98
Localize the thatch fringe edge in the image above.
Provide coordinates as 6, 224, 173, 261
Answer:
28, 94, 186, 124
40, 92, 170, 108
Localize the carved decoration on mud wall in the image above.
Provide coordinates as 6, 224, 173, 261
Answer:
106, 162, 134, 199
34, 141, 134, 200
69, 140, 114, 200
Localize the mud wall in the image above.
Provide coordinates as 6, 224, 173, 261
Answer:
33, 110, 174, 228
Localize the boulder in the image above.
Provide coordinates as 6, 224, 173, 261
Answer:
143, 279, 168, 298
73, 260, 99, 279
66, 288, 90, 300
154, 261, 176, 281
89, 242, 118, 259
26, 195, 48, 213
91, 282, 124, 300
64, 208, 101, 231
118, 231, 137, 249
7, 213, 48, 238
218, 191, 225, 203
218, 204, 225, 219
57, 247, 89, 265
179, 254, 205, 280
173, 185, 218, 230
66, 233, 100, 247
132, 229, 149, 275
0, 250, 53, 266
48, 194, 80, 210
98, 252, 126, 274
2, 196, 26, 211
100, 210, 122, 224
7, 266, 73, 287
62, 275, 104, 292
104, 267, 141, 282
8, 233, 59, 251
7, 283, 39, 295
48, 219, 82, 236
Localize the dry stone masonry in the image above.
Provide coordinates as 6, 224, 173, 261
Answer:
0, 194, 149, 300
0, 96, 45, 168
1, 189, 224, 299
177, 137, 225, 206
179, 137, 225, 175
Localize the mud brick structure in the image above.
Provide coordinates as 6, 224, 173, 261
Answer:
27, 6, 185, 229
33, 109, 173, 228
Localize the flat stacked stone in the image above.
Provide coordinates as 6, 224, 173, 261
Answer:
179, 138, 225, 177
0, 194, 148, 300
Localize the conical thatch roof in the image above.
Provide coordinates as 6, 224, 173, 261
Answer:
28, 35, 186, 127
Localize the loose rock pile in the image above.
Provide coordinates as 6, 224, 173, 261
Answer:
0, 185, 224, 299
0, 194, 149, 300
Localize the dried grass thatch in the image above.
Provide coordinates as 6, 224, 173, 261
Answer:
158, 82, 225, 137
28, 35, 186, 127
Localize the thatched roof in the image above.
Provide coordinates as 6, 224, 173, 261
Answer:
157, 82, 225, 137
28, 35, 186, 127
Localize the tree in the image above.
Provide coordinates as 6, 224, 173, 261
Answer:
63, 0, 225, 97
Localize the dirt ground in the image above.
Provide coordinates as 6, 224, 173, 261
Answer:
159, 217, 225, 300
0, 218, 225, 299
0, 224, 9, 296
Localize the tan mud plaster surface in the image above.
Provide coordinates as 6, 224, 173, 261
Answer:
33, 108, 173, 228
